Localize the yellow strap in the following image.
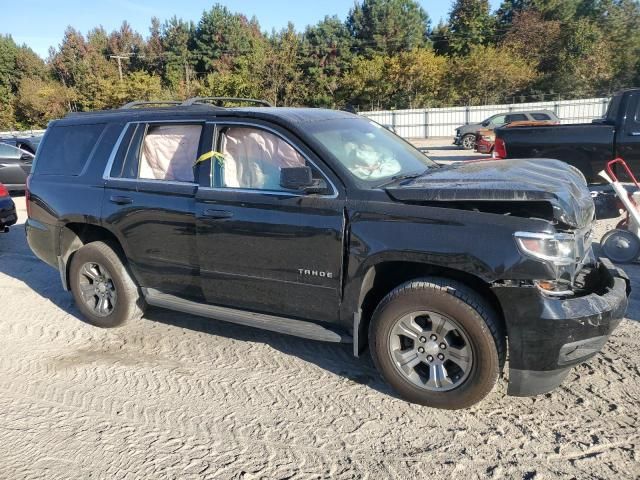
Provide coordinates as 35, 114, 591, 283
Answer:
195, 151, 225, 164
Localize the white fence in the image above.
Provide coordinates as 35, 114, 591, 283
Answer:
360, 97, 611, 138
0, 129, 46, 137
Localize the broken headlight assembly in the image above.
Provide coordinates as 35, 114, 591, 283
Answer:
514, 232, 576, 266
514, 231, 581, 296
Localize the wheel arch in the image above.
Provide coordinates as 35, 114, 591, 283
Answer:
352, 260, 505, 356
58, 222, 130, 290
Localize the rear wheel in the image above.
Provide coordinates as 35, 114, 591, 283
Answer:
69, 241, 145, 328
369, 277, 505, 409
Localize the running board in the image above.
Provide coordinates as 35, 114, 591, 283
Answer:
143, 288, 351, 343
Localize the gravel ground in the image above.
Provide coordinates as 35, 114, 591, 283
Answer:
1, 191, 639, 479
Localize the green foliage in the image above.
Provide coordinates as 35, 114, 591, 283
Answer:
347, 0, 430, 55
446, 0, 495, 55
446, 45, 536, 104
1, 0, 639, 129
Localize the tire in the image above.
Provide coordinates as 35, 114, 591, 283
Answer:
461, 134, 475, 150
69, 241, 145, 328
369, 277, 505, 409
601, 229, 640, 263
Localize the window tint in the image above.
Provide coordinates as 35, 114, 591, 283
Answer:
217, 126, 315, 191
36, 124, 105, 175
531, 113, 551, 121
110, 124, 145, 179
138, 124, 201, 183
506, 114, 528, 123
0, 143, 21, 159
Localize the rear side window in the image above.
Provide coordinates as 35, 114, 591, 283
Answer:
531, 113, 551, 121
110, 123, 202, 183
505, 114, 528, 123
36, 124, 105, 176
139, 124, 201, 182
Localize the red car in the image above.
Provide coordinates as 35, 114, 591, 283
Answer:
0, 182, 17, 232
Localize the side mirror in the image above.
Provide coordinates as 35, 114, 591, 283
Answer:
280, 166, 327, 194
21, 152, 34, 162
481, 120, 490, 127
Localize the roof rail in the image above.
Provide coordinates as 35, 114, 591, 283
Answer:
182, 97, 273, 107
120, 100, 183, 109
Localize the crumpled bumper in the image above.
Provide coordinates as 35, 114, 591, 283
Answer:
493, 258, 629, 396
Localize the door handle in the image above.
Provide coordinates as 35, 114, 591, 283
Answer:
203, 208, 233, 219
109, 195, 133, 205
629, 132, 640, 136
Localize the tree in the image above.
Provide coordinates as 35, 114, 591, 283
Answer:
341, 54, 392, 110
446, 0, 495, 56
193, 4, 261, 74
347, 0, 430, 55
15, 77, 76, 126
262, 24, 304, 106
301, 16, 353, 107
145, 17, 165, 76
501, 10, 561, 71
446, 45, 536, 104
162, 16, 196, 96
388, 49, 449, 107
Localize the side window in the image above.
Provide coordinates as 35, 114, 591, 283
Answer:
216, 126, 323, 192
36, 124, 105, 176
531, 113, 551, 121
0, 143, 21, 159
138, 124, 202, 183
491, 115, 506, 126
506, 114, 528, 123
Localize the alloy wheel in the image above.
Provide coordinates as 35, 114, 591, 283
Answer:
388, 311, 473, 392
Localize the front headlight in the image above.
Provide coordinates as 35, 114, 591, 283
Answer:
514, 231, 576, 266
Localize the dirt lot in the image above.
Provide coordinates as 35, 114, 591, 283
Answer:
1, 190, 639, 479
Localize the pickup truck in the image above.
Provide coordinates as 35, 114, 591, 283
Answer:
26, 97, 629, 409
493, 89, 640, 183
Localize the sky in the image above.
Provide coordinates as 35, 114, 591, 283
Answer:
3, 0, 502, 58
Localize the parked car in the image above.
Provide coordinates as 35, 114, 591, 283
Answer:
475, 120, 559, 154
0, 182, 17, 232
26, 97, 628, 409
454, 110, 559, 150
493, 89, 640, 183
0, 135, 42, 155
0, 143, 34, 191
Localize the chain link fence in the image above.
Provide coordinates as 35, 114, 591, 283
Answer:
359, 97, 611, 139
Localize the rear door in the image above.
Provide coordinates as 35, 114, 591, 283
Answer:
616, 91, 640, 175
0, 143, 32, 189
102, 121, 207, 299
195, 121, 346, 323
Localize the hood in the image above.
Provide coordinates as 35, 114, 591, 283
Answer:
458, 123, 483, 134
385, 158, 595, 229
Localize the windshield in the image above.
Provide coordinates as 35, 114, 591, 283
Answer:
308, 118, 436, 185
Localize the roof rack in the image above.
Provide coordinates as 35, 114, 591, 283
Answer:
181, 97, 273, 107
120, 100, 183, 109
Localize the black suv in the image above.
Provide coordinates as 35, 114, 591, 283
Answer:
26, 98, 629, 409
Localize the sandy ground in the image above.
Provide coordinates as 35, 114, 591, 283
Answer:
1, 180, 639, 478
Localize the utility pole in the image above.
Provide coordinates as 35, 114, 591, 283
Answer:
109, 54, 134, 81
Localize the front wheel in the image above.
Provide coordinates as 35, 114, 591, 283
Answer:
369, 278, 505, 409
69, 241, 145, 328
461, 134, 476, 150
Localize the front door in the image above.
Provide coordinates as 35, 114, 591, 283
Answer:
0, 143, 32, 188
195, 122, 346, 323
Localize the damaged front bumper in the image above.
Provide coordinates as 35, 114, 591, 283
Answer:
493, 258, 629, 396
